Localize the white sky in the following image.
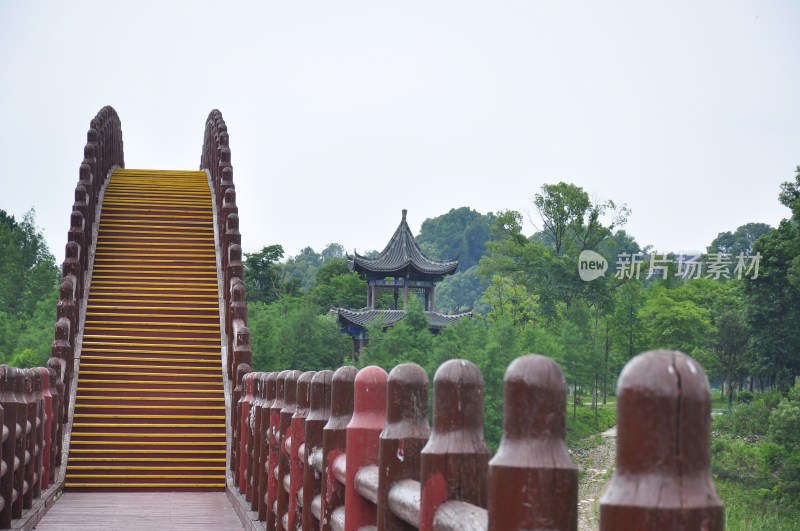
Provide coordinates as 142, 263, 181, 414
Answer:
1, 1, 798, 260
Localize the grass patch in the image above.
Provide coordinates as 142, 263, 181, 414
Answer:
566, 404, 616, 447
711, 393, 727, 410
716, 477, 800, 530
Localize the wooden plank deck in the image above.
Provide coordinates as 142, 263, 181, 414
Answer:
35, 492, 244, 530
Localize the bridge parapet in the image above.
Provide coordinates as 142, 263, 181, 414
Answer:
0, 365, 65, 529
201, 110, 254, 482
0, 106, 127, 529
230, 350, 723, 531
50, 106, 124, 402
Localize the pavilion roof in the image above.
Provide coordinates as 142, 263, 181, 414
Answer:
350, 210, 459, 278
335, 307, 472, 331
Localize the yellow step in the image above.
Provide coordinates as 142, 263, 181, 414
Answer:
70, 433, 224, 439
72, 423, 225, 429
74, 414, 224, 420
79, 363, 220, 370
82, 315, 219, 323
82, 335, 219, 342
78, 371, 222, 379
66, 474, 223, 479
65, 483, 226, 488
84, 321, 219, 329
69, 458, 225, 463
70, 449, 225, 455
80, 349, 220, 357
80, 363, 219, 372
76, 396, 224, 402
67, 466, 226, 471
70, 440, 225, 446
89, 283, 218, 290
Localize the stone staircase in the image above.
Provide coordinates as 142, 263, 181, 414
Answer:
65, 169, 226, 491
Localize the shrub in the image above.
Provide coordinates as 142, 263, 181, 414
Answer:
714, 392, 782, 437
769, 389, 800, 452
736, 390, 755, 404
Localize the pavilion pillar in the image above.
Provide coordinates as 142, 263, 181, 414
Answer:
428, 286, 435, 311
403, 282, 409, 310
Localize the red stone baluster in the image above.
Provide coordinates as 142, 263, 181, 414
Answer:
0, 366, 17, 528
277, 370, 300, 531
232, 364, 251, 486
321, 366, 357, 531
259, 372, 277, 525
288, 371, 315, 530
344, 366, 387, 530
488, 354, 577, 530
21, 370, 36, 511
378, 363, 430, 530
420, 359, 490, 531
266, 371, 288, 530
600, 350, 723, 530
302, 370, 332, 530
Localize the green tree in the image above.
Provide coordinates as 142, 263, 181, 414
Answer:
532, 182, 629, 257
433, 266, 489, 313
559, 309, 596, 423
639, 288, 713, 355
480, 275, 539, 335
248, 296, 351, 372
308, 258, 365, 311
0, 209, 59, 366
479, 210, 570, 320
416, 207, 496, 271
480, 315, 518, 449
244, 244, 287, 304
779, 169, 800, 290
608, 280, 645, 362
708, 311, 750, 410
9, 348, 40, 368
708, 222, 772, 257
319, 243, 346, 263
0, 209, 59, 316
744, 168, 800, 389
359, 297, 434, 370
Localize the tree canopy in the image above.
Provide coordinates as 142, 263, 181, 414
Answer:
0, 209, 60, 368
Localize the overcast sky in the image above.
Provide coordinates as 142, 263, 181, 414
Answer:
2, 1, 798, 261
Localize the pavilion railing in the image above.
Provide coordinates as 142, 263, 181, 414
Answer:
231, 350, 724, 531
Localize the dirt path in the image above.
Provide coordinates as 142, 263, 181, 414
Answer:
573, 427, 617, 531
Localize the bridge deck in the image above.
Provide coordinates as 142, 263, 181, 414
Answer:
34, 492, 244, 530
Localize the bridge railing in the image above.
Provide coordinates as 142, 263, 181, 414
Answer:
0, 365, 65, 529
231, 350, 723, 531
201, 110, 254, 481
0, 106, 125, 529
50, 106, 124, 409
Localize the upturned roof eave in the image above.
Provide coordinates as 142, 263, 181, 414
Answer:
349, 210, 459, 276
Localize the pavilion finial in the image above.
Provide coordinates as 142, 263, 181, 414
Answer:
402, 209, 407, 222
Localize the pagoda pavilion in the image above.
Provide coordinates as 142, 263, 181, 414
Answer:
335, 209, 471, 355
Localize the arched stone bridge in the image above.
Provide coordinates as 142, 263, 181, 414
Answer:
0, 107, 724, 530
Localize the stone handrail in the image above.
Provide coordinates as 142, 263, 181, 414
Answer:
201, 110, 253, 481
231, 350, 724, 530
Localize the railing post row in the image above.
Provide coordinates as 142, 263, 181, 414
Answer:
49, 106, 125, 452
231, 350, 724, 531
0, 365, 64, 529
